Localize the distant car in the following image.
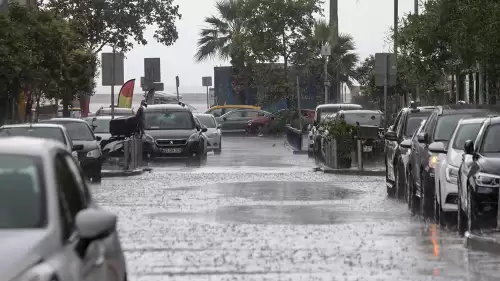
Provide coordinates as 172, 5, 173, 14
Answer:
0, 137, 127, 281
39, 118, 103, 182
432, 117, 485, 226
84, 116, 114, 144
205, 105, 261, 117
195, 113, 222, 154
141, 103, 208, 163
216, 109, 271, 132
457, 116, 500, 234
95, 106, 135, 117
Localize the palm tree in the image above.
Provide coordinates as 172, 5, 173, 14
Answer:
312, 19, 359, 90
194, 0, 246, 103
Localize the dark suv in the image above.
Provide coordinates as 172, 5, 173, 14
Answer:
385, 106, 435, 198
142, 103, 208, 163
406, 105, 500, 217
458, 116, 500, 234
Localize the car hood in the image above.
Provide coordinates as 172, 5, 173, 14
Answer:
205, 128, 219, 135
95, 133, 112, 141
72, 140, 100, 152
0, 230, 50, 281
145, 129, 197, 139
447, 148, 463, 167
478, 153, 500, 175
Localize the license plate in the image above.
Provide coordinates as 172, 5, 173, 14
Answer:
162, 148, 182, 153
363, 146, 373, 152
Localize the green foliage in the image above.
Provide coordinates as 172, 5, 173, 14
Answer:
41, 0, 182, 53
322, 119, 358, 168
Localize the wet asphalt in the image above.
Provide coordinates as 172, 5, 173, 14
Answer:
92, 136, 500, 281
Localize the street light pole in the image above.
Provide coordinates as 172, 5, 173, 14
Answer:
414, 0, 420, 102
321, 44, 331, 103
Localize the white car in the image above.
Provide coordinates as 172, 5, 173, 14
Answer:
0, 137, 127, 281
432, 117, 485, 225
195, 113, 222, 154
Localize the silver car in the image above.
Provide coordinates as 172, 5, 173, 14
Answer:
0, 137, 127, 281
195, 113, 222, 154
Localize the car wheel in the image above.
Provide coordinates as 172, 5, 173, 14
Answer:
457, 179, 467, 235
420, 172, 434, 219
386, 160, 396, 198
395, 161, 405, 199
409, 171, 420, 215
214, 141, 222, 155
434, 187, 441, 226
466, 182, 478, 233
92, 173, 102, 183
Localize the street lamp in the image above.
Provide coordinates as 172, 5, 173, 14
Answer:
321, 44, 331, 104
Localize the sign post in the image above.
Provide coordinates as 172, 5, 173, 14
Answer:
202, 76, 212, 109
101, 50, 125, 119
320, 44, 331, 103
375, 53, 397, 128
176, 76, 180, 102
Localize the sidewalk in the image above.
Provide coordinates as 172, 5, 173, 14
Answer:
289, 134, 310, 155
465, 230, 500, 253
101, 167, 152, 178
315, 157, 385, 176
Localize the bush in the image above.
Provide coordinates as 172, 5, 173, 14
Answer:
322, 119, 358, 168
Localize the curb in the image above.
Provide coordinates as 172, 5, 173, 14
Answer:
292, 150, 309, 155
465, 230, 500, 252
315, 165, 385, 176
101, 167, 152, 178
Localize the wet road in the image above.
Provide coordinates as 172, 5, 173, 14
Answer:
92, 136, 500, 281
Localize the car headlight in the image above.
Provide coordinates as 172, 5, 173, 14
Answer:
474, 172, 500, 188
143, 134, 154, 142
188, 134, 199, 142
86, 148, 101, 158
445, 165, 459, 184
14, 262, 56, 281
207, 133, 219, 138
428, 155, 439, 169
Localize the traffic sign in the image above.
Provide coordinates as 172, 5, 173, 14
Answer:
144, 58, 161, 82
101, 52, 125, 86
375, 53, 397, 86
202, 76, 212, 87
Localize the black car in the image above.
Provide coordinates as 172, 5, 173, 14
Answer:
39, 118, 103, 182
457, 116, 500, 234
385, 106, 435, 198
141, 103, 208, 163
406, 105, 500, 217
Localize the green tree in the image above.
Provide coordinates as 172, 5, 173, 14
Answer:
41, 0, 182, 53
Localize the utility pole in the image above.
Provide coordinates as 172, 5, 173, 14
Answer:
414, 0, 419, 102
329, 0, 339, 103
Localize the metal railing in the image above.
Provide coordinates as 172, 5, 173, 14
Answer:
285, 125, 303, 151
123, 136, 143, 171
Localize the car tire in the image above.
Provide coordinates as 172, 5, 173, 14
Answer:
457, 179, 467, 235
466, 182, 478, 233
92, 173, 102, 183
420, 172, 434, 219
214, 141, 222, 155
409, 171, 420, 215
394, 160, 404, 199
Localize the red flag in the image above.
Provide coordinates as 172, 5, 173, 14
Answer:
118, 79, 135, 108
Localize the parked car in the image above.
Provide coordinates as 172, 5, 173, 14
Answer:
308, 103, 362, 156
141, 103, 208, 163
39, 118, 104, 182
430, 117, 485, 226
95, 106, 135, 117
384, 106, 435, 198
405, 105, 500, 217
205, 105, 261, 117
195, 113, 222, 154
457, 116, 500, 234
84, 116, 113, 144
0, 137, 127, 281
216, 109, 271, 132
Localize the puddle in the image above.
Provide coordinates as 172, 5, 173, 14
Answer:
208, 181, 362, 201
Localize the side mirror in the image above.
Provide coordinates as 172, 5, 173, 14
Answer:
75, 208, 116, 241
385, 130, 398, 141
464, 140, 474, 154
201, 126, 208, 133
217, 124, 222, 129
400, 139, 412, 149
72, 144, 84, 151
417, 132, 428, 143
95, 136, 102, 141
429, 142, 447, 154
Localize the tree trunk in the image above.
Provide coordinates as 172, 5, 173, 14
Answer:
62, 98, 70, 117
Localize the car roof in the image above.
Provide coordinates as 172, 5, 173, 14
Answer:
145, 104, 191, 111
84, 116, 115, 120
99, 107, 133, 111
488, 116, 500, 125
41, 118, 87, 123
338, 109, 382, 114
458, 117, 487, 125
316, 103, 362, 110
1, 123, 65, 129
209, 105, 259, 109
0, 137, 65, 156
195, 113, 215, 118
437, 104, 500, 115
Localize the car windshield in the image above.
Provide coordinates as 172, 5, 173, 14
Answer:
0, 127, 66, 144
0, 154, 45, 229
88, 119, 111, 133
405, 116, 427, 137
196, 115, 216, 128
481, 124, 500, 153
452, 123, 482, 150
45, 121, 94, 141
145, 111, 194, 130
434, 114, 478, 142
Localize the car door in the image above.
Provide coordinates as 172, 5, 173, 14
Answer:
241, 110, 265, 130
220, 110, 245, 131
54, 151, 106, 281
414, 112, 437, 190
386, 110, 404, 181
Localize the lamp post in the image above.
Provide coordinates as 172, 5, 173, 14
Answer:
321, 44, 331, 103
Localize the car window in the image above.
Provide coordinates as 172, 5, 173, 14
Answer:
63, 154, 92, 203
42, 121, 95, 141
54, 152, 87, 240
452, 123, 482, 150
405, 116, 427, 137
392, 111, 403, 130
144, 111, 194, 130
88, 119, 111, 134
396, 111, 406, 135
225, 110, 244, 118
0, 127, 67, 144
0, 154, 45, 229
194, 118, 202, 127
481, 124, 500, 153
196, 115, 216, 128
434, 114, 477, 142
208, 108, 223, 117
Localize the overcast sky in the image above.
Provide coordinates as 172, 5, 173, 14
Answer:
96, 0, 416, 94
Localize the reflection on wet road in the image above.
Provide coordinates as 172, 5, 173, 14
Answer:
92, 136, 500, 280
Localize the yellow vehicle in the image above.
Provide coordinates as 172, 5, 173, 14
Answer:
204, 105, 261, 117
